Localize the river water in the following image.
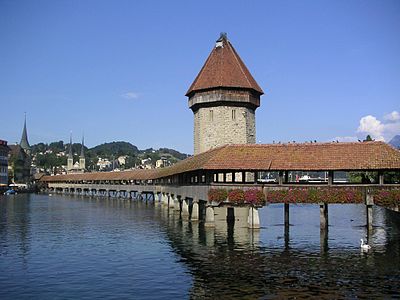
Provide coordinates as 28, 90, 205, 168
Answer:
0, 193, 399, 299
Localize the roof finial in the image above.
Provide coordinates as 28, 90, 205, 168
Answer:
216, 32, 227, 48
217, 32, 228, 42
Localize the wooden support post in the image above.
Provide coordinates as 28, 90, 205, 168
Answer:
320, 226, 328, 253
284, 203, 289, 227
278, 171, 284, 185
242, 171, 246, 183
378, 171, 384, 185
320, 203, 328, 230
367, 205, 373, 230
328, 171, 334, 185
284, 171, 289, 184
365, 189, 374, 230
254, 172, 258, 183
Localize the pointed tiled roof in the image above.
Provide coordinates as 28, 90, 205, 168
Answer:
20, 114, 30, 151
186, 34, 264, 97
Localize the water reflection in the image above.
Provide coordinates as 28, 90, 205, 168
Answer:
0, 194, 31, 261
0, 194, 399, 299
157, 203, 400, 299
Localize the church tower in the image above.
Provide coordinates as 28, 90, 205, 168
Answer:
20, 113, 31, 156
67, 133, 73, 172
186, 33, 264, 155
79, 135, 86, 171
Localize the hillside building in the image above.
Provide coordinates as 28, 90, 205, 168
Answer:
0, 139, 10, 189
186, 33, 264, 154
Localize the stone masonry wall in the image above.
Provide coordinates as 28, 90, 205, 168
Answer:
194, 105, 256, 154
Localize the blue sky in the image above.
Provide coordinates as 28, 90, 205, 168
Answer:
1, 0, 399, 154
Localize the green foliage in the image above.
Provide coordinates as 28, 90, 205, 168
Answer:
158, 148, 189, 160
89, 141, 139, 158
35, 153, 67, 170
49, 141, 65, 152
364, 135, 373, 142
143, 152, 161, 162
384, 172, 400, 184
348, 172, 377, 183
31, 142, 46, 154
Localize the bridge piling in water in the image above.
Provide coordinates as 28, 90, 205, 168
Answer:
182, 198, 190, 220
320, 203, 328, 230
284, 203, 290, 227
365, 190, 374, 230
168, 194, 175, 209
205, 206, 215, 227
191, 201, 199, 221
247, 207, 260, 229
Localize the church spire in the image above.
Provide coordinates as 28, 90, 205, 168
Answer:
80, 135, 85, 158
67, 132, 74, 172
79, 133, 86, 171
20, 113, 31, 151
68, 132, 73, 159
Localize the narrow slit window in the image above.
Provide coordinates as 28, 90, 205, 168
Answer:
232, 109, 236, 120
209, 110, 213, 121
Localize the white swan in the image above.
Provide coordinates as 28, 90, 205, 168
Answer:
360, 239, 371, 251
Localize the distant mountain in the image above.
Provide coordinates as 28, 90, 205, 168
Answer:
389, 135, 400, 149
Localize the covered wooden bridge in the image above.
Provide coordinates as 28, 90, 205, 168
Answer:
41, 141, 400, 229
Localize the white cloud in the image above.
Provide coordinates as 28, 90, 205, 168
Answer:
356, 111, 400, 142
357, 115, 385, 141
384, 110, 400, 122
121, 92, 139, 100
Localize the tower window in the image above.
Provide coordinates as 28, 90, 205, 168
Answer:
232, 109, 236, 120
209, 110, 213, 121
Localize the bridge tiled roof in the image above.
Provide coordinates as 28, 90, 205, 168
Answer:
157, 141, 400, 176
41, 142, 400, 182
186, 35, 263, 97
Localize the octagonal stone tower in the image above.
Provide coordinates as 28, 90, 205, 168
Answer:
186, 33, 264, 155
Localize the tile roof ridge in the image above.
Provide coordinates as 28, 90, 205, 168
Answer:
227, 40, 252, 89
223, 141, 388, 148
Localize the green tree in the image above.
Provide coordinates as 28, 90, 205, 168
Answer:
364, 135, 373, 142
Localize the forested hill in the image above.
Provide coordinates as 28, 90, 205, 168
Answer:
89, 142, 139, 156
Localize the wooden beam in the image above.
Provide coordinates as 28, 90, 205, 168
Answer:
328, 171, 334, 185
